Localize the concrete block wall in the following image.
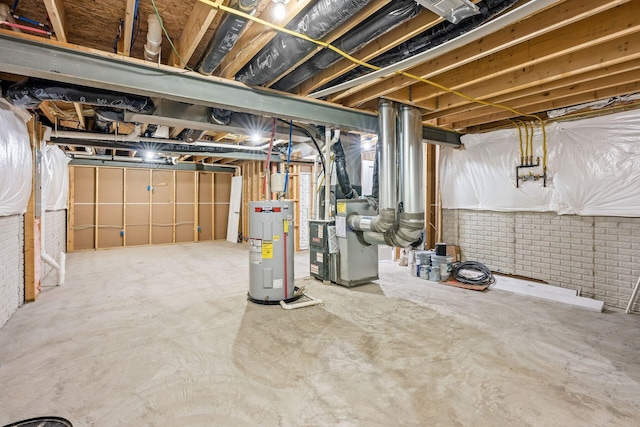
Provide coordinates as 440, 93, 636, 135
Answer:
0, 214, 25, 328
443, 210, 640, 311
41, 209, 67, 280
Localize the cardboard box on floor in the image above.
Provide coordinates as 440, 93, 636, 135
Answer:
447, 245, 461, 262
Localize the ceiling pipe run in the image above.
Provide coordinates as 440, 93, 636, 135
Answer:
51, 130, 288, 151
198, 0, 258, 75
310, 0, 556, 98
235, 0, 374, 86
144, 13, 163, 62
274, 0, 422, 92
4, 78, 155, 113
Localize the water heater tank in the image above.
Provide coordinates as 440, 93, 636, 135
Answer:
248, 200, 296, 304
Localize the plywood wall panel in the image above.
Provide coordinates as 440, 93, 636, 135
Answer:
98, 168, 123, 203
198, 172, 213, 203
152, 170, 174, 202
126, 169, 150, 203
214, 173, 232, 240
176, 204, 195, 243
214, 173, 232, 202
176, 171, 195, 203
198, 206, 212, 241
97, 204, 123, 248
74, 229, 95, 250
151, 206, 173, 244
214, 204, 230, 240
74, 167, 95, 203
125, 204, 149, 246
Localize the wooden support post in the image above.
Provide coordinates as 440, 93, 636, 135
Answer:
67, 165, 75, 251
94, 167, 99, 249
148, 169, 153, 244
24, 118, 40, 302
193, 171, 199, 242
123, 168, 127, 247
425, 144, 437, 249
172, 170, 177, 244
211, 173, 216, 241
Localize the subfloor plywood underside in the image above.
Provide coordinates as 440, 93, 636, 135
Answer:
1, 242, 640, 425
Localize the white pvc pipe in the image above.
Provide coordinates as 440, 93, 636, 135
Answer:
52, 130, 287, 151
40, 140, 66, 286
324, 128, 332, 219
144, 13, 163, 62
309, 0, 560, 98
57, 252, 66, 286
626, 276, 640, 314
279, 295, 323, 310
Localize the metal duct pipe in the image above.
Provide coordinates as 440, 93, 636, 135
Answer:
312, 0, 520, 97
235, 0, 374, 86
386, 104, 425, 246
348, 99, 396, 233
350, 102, 424, 247
5, 78, 155, 113
198, 0, 258, 75
274, 0, 421, 92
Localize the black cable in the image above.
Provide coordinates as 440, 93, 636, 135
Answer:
277, 119, 326, 176
451, 261, 495, 286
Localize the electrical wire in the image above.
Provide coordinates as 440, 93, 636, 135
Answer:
452, 261, 495, 286
194, 0, 548, 173
150, 0, 194, 71
283, 120, 293, 194
277, 119, 326, 176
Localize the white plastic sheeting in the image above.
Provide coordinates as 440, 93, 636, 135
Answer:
441, 110, 640, 217
0, 101, 32, 216
43, 144, 70, 211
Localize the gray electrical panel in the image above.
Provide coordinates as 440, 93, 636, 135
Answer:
334, 199, 379, 287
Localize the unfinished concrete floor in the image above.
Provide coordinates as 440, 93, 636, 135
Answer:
1, 241, 640, 426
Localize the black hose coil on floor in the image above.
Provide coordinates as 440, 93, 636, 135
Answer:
452, 261, 495, 286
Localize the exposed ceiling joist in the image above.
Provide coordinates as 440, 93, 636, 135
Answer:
217, 0, 315, 79
453, 80, 640, 129
73, 102, 85, 129
168, 0, 225, 68
266, 0, 394, 88
118, 0, 136, 56
337, 0, 631, 107
296, 8, 446, 95
405, 0, 640, 106
422, 59, 640, 124
42, 0, 67, 42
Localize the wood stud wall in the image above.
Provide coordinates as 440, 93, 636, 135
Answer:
240, 161, 312, 252
68, 166, 232, 251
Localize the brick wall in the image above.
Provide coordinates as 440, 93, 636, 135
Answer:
443, 209, 640, 311
0, 214, 25, 328
41, 209, 67, 280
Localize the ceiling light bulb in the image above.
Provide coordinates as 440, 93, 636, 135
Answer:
251, 133, 262, 143
274, 1, 287, 20
145, 151, 155, 160
363, 141, 371, 149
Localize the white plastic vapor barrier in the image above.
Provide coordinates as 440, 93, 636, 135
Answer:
441, 110, 640, 217
43, 144, 71, 210
0, 101, 32, 216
